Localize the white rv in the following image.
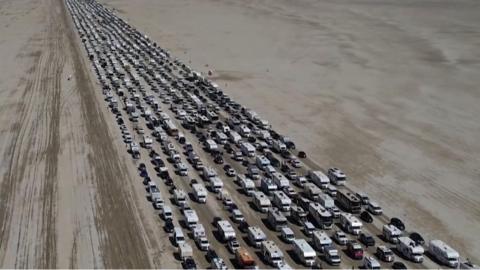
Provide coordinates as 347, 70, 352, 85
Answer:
309, 170, 330, 189
383, 224, 402, 243
184, 209, 199, 230
238, 175, 255, 196
272, 191, 292, 212
305, 183, 322, 201
209, 176, 224, 193
340, 213, 362, 235
253, 191, 271, 213
428, 240, 459, 268
193, 224, 210, 251
267, 208, 288, 231
247, 226, 267, 248
192, 183, 207, 203
217, 220, 236, 242
240, 142, 256, 157
261, 240, 284, 267
271, 171, 290, 189
309, 202, 333, 229
397, 237, 424, 263
174, 189, 188, 207
292, 239, 316, 267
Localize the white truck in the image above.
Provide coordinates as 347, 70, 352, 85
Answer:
428, 240, 459, 268
192, 183, 207, 203
178, 242, 193, 260
184, 209, 199, 230
272, 191, 292, 212
309, 170, 330, 189
193, 224, 210, 251
261, 240, 284, 267
248, 226, 267, 248
240, 142, 256, 157
383, 224, 402, 243
238, 175, 255, 196
397, 236, 424, 263
271, 171, 290, 189
292, 239, 316, 267
340, 213, 362, 235
308, 202, 333, 229
148, 182, 164, 209
217, 220, 236, 242
253, 191, 271, 213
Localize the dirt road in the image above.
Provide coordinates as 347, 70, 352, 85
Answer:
0, 0, 176, 268
99, 0, 480, 261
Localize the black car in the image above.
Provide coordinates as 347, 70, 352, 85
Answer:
392, 261, 407, 269
359, 233, 376, 247
214, 155, 224, 164
360, 211, 373, 223
164, 218, 174, 233
298, 151, 307, 159
280, 150, 292, 159
239, 221, 250, 233
206, 248, 219, 262
409, 232, 425, 245
138, 163, 146, 171
182, 257, 197, 270
390, 217, 405, 231
190, 179, 198, 186
224, 143, 233, 153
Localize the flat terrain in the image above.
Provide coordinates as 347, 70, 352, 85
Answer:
100, 0, 480, 261
0, 0, 177, 268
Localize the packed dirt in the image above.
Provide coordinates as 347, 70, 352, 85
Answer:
0, 0, 177, 268
100, 0, 480, 261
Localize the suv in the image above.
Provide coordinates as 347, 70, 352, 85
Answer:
359, 233, 376, 247
376, 245, 394, 262
333, 231, 349, 245
347, 241, 364, 260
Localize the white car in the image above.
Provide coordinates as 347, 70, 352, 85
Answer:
333, 231, 349, 245
367, 201, 383, 215
227, 238, 240, 253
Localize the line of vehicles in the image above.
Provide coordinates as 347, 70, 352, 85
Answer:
66, 0, 476, 269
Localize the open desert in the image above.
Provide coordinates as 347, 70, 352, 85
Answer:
0, 0, 479, 268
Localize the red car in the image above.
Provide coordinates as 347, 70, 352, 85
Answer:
347, 241, 364, 260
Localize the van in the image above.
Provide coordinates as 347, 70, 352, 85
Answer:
174, 227, 185, 246
281, 227, 295, 243
162, 206, 173, 220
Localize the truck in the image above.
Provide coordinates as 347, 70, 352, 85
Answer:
148, 182, 164, 209
340, 213, 362, 235
247, 226, 267, 248
178, 242, 193, 261
304, 183, 322, 201
397, 236, 424, 263
309, 170, 330, 189
292, 239, 316, 267
272, 191, 292, 212
252, 191, 271, 213
209, 176, 224, 193
184, 209, 199, 230
308, 202, 333, 229
217, 220, 236, 242
267, 208, 288, 231
192, 183, 207, 203
271, 171, 290, 189
240, 142, 256, 157
238, 175, 255, 196
261, 240, 284, 267
428, 240, 459, 268
174, 189, 188, 207
193, 224, 210, 251
235, 248, 257, 269
383, 224, 402, 243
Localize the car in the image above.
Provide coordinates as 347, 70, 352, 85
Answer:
138, 163, 146, 171
333, 231, 349, 245
390, 217, 405, 231
298, 151, 307, 158
239, 220, 250, 233
227, 238, 240, 253
206, 248, 219, 262
347, 241, 364, 260
224, 166, 236, 177
224, 143, 233, 153
409, 232, 425, 246
214, 155, 224, 164
376, 245, 394, 262
355, 192, 370, 205
359, 233, 376, 247
164, 218, 174, 233
367, 200, 383, 215
182, 257, 197, 270
392, 261, 407, 269
290, 158, 301, 168
231, 209, 245, 223
360, 211, 373, 223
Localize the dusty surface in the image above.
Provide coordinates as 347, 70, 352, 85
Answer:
100, 0, 480, 260
0, 0, 177, 268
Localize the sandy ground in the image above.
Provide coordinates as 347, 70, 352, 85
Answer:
100, 0, 480, 261
0, 0, 177, 268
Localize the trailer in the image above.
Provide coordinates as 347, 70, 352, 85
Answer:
192, 183, 207, 203
217, 220, 236, 242
340, 213, 362, 235
267, 208, 288, 231
428, 240, 459, 268
308, 202, 333, 229
292, 239, 316, 267
272, 191, 292, 212
397, 237, 424, 263
318, 193, 339, 217
247, 226, 267, 248
309, 170, 330, 189
252, 191, 271, 213
261, 240, 284, 267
